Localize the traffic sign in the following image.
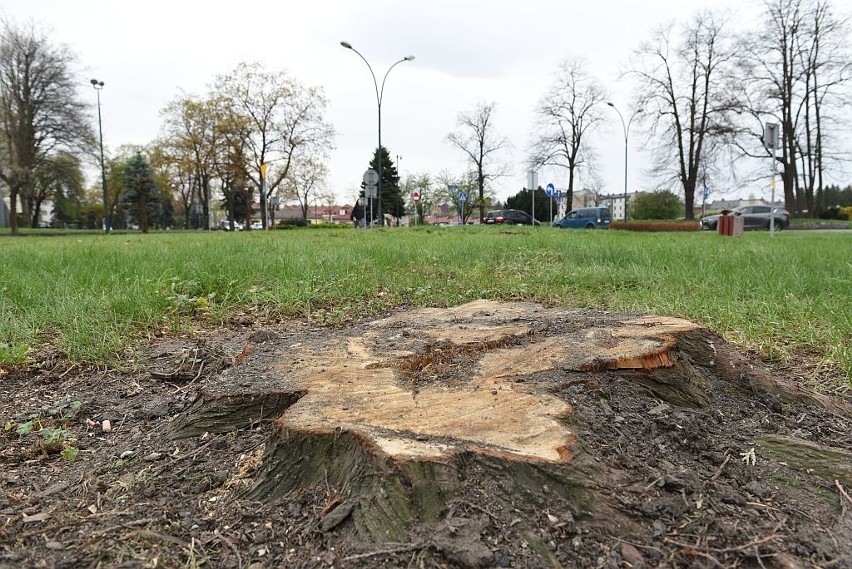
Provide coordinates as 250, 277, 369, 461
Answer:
363, 169, 379, 186
546, 183, 555, 197
556, 189, 563, 202
764, 122, 779, 151
413, 191, 420, 204
527, 171, 538, 191
364, 184, 377, 198
458, 192, 468, 203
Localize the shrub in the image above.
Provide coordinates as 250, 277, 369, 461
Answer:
276, 217, 309, 229
611, 221, 700, 232
308, 223, 348, 230
630, 190, 684, 220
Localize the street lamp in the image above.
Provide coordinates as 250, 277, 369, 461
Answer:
607, 102, 643, 222
90, 79, 109, 233
341, 41, 414, 227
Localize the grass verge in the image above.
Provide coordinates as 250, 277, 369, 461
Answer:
1, 227, 849, 391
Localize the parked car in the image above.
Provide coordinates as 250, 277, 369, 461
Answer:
218, 219, 243, 231
250, 221, 263, 230
553, 207, 611, 229
484, 209, 540, 225
700, 205, 790, 231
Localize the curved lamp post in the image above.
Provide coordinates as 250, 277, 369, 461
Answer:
607, 102, 643, 222
341, 41, 414, 227
90, 79, 109, 233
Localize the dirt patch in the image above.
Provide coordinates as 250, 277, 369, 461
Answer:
1, 301, 851, 568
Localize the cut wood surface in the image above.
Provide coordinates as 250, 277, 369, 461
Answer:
272, 300, 707, 463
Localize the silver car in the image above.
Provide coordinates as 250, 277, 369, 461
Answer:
700, 206, 790, 231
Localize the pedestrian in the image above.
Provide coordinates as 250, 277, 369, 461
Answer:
351, 199, 365, 228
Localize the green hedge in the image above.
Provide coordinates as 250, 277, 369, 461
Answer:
611, 221, 701, 232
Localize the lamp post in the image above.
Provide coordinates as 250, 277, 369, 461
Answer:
90, 79, 109, 233
341, 41, 414, 227
607, 102, 643, 222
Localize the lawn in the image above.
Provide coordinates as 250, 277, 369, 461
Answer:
1, 226, 850, 390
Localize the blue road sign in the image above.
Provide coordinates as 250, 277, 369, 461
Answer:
458, 192, 468, 203
546, 183, 555, 197
556, 189, 563, 201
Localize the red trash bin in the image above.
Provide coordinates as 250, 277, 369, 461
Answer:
717, 211, 744, 237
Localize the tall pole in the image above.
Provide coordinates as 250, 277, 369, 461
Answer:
766, 122, 779, 237
341, 42, 414, 228
607, 102, 642, 222
396, 154, 402, 223
91, 79, 109, 233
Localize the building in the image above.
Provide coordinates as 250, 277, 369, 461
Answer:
0, 186, 9, 228
0, 184, 54, 228
241, 203, 356, 226
553, 188, 601, 218
598, 192, 633, 221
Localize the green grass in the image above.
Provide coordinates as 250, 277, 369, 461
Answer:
1, 227, 850, 390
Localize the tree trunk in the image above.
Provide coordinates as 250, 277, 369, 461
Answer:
9, 185, 21, 234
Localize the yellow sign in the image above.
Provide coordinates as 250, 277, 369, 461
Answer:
260, 163, 267, 178
770, 178, 776, 190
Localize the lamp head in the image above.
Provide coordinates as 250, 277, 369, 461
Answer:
404, 55, 415, 61
340, 41, 353, 49
90, 78, 104, 87
606, 101, 615, 107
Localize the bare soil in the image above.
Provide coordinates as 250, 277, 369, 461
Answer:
2, 301, 851, 569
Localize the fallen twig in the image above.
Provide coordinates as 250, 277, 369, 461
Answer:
452, 499, 499, 522
90, 516, 158, 537
837, 480, 852, 507
717, 533, 780, 553
662, 538, 723, 568
710, 454, 730, 481
344, 542, 426, 562
212, 532, 242, 568
58, 364, 77, 379
664, 532, 781, 556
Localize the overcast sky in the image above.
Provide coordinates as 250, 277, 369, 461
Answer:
3, 0, 813, 205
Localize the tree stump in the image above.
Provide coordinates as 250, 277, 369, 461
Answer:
170, 300, 852, 558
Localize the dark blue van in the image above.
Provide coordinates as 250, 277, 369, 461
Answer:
553, 207, 611, 229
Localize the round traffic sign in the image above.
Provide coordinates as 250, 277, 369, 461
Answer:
413, 192, 420, 204
363, 169, 379, 186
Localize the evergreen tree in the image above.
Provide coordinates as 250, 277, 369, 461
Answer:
123, 153, 158, 233
505, 188, 556, 222
365, 147, 405, 223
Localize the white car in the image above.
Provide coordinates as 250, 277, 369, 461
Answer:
250, 221, 263, 230
219, 219, 243, 231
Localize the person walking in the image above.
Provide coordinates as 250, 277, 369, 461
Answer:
350, 199, 365, 228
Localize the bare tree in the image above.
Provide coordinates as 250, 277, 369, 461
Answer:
157, 96, 221, 229
282, 158, 328, 220
400, 171, 434, 224
632, 11, 737, 219
213, 62, 335, 228
732, 0, 850, 216
433, 170, 477, 224
529, 58, 606, 211
447, 101, 509, 223
0, 19, 92, 233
